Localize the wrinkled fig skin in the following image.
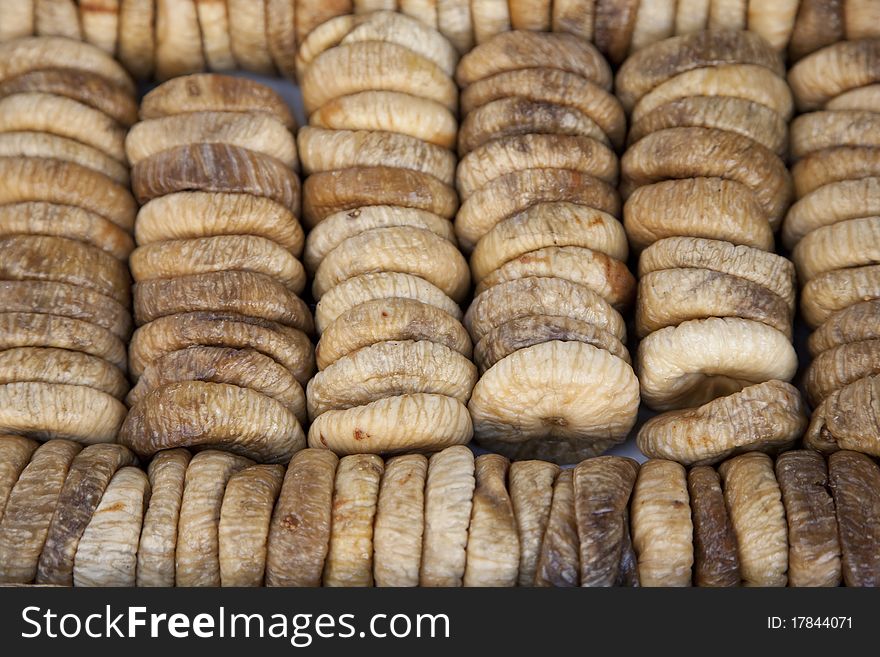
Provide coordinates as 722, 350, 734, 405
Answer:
775, 451, 841, 587
0, 68, 138, 127
0, 348, 126, 400
0, 436, 39, 526
133, 270, 314, 334
265, 449, 338, 588
805, 376, 880, 457
615, 29, 784, 110
474, 314, 630, 375
788, 39, 880, 111
36, 444, 137, 586
0, 440, 82, 584
137, 448, 191, 587
127, 346, 306, 426
719, 453, 788, 587
463, 454, 519, 587
594, 0, 640, 65
509, 460, 559, 587
804, 339, 880, 407
687, 466, 740, 587
119, 381, 305, 464
808, 300, 880, 357
631, 460, 693, 587
131, 143, 301, 212
574, 456, 640, 587
323, 454, 384, 587
828, 451, 880, 587
534, 470, 579, 587
455, 30, 612, 89
788, 0, 844, 62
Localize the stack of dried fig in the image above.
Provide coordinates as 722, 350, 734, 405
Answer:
4, 436, 876, 586
615, 31, 807, 466
454, 30, 638, 465
119, 73, 311, 465
298, 12, 476, 456
0, 37, 137, 446
785, 39, 880, 458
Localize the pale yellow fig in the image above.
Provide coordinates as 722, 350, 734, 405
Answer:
514, 0, 551, 31
307, 393, 473, 454
316, 298, 471, 370
627, 95, 787, 156
309, 91, 457, 149
624, 178, 773, 252
631, 460, 693, 586
301, 41, 456, 115
474, 245, 635, 311
789, 110, 880, 159
459, 68, 626, 148
804, 339, 880, 407
314, 272, 461, 335
79, 0, 119, 55
470, 202, 628, 283
632, 64, 793, 123
323, 454, 384, 587
0, 36, 134, 92
0, 436, 38, 527
128, 311, 314, 384
637, 317, 797, 411
629, 0, 676, 53
437, 0, 474, 54
139, 74, 295, 128
265, 449, 338, 587
35, 0, 81, 39
307, 340, 476, 419
718, 452, 788, 586
193, 0, 234, 71
218, 465, 284, 586
470, 0, 510, 45
805, 375, 880, 457
313, 226, 470, 302
295, 0, 353, 45
474, 314, 631, 374
130, 235, 306, 294
509, 459, 558, 586
783, 177, 880, 249
298, 127, 455, 186
154, 0, 205, 80
636, 267, 792, 339
227, 0, 274, 74
469, 341, 639, 464
615, 28, 784, 110
456, 30, 612, 89
0, 0, 35, 41
125, 111, 298, 169
118, 0, 156, 79
0, 382, 126, 445
637, 380, 806, 465
747, 0, 798, 50
788, 38, 880, 110
825, 83, 880, 112
800, 265, 880, 328
808, 300, 880, 357
134, 192, 303, 256
304, 205, 455, 274
638, 236, 796, 311
621, 126, 792, 228
420, 445, 474, 586
792, 146, 880, 198
136, 448, 191, 587
793, 216, 880, 282
707, 0, 747, 30
266, 0, 296, 77
373, 454, 427, 587
455, 168, 621, 253
0, 132, 129, 186
73, 467, 149, 587
174, 450, 252, 586
0, 347, 126, 400
464, 276, 626, 343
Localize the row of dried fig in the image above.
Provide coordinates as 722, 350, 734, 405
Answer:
2, 437, 877, 586
614, 31, 806, 466
297, 14, 476, 456
0, 38, 137, 446
451, 30, 639, 465
119, 73, 312, 465
784, 39, 880, 458
1, 2, 871, 81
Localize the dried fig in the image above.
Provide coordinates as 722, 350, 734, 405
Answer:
534, 469, 578, 587
790, 110, 880, 159
0, 131, 128, 185
788, 38, 880, 110
804, 339, 880, 407
0, 436, 38, 526
791, 146, 880, 198
227, 0, 274, 74
687, 465, 740, 587
793, 216, 880, 282
0, 348, 126, 400
809, 300, 880, 356
509, 460, 558, 587
154, 0, 204, 80
800, 265, 880, 328
805, 375, 880, 457
118, 0, 156, 79
470, 0, 510, 45
783, 177, 880, 249
788, 0, 843, 62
